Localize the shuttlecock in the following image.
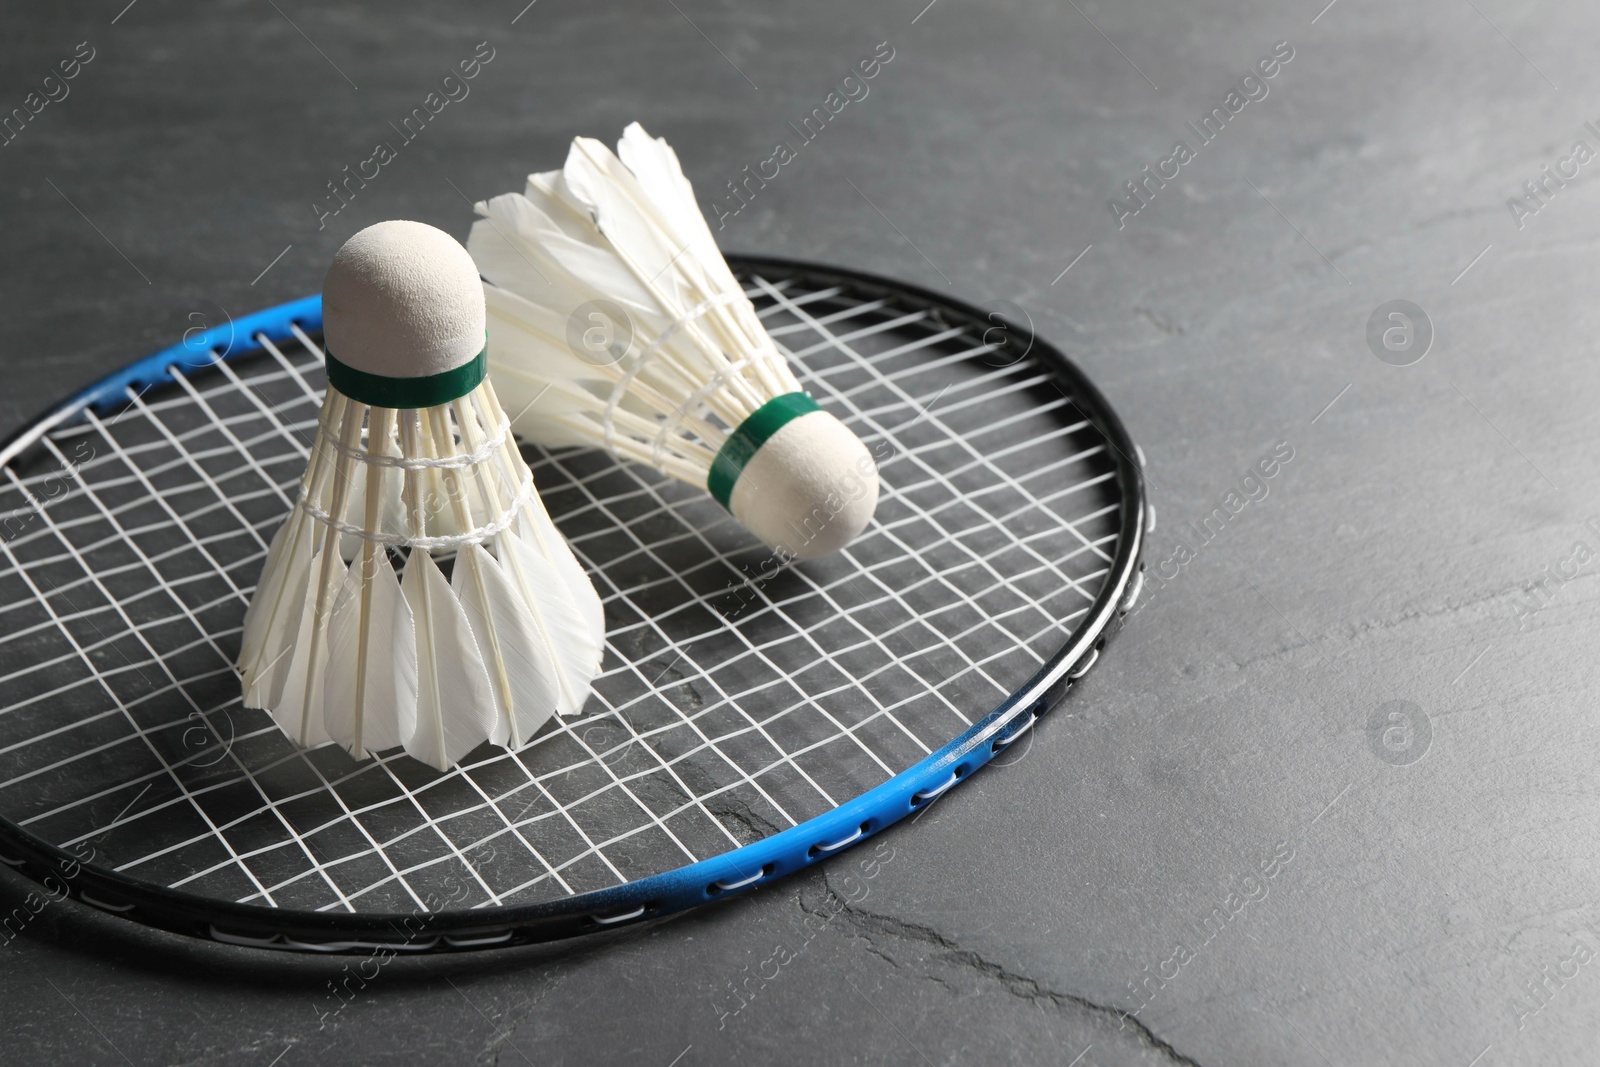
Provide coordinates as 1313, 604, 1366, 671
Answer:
467, 123, 879, 561
238, 220, 605, 772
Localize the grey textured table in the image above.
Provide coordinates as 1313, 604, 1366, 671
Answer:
2, 0, 1596, 1064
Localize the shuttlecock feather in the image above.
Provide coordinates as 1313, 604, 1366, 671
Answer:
238, 220, 605, 771
468, 123, 880, 561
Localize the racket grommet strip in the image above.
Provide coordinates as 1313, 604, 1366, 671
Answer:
809, 823, 869, 858
1120, 568, 1145, 614
78, 890, 136, 914
708, 864, 774, 895
210, 925, 282, 949
1068, 647, 1099, 681
445, 930, 515, 948
283, 938, 366, 953
992, 713, 1038, 752
911, 766, 965, 806
592, 904, 650, 926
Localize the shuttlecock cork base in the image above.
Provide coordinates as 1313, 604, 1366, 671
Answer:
709, 392, 879, 561
239, 220, 605, 772
468, 122, 880, 562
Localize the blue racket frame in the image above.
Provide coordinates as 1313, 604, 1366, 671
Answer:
0, 257, 1147, 953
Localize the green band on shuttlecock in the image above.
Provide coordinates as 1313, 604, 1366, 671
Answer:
324, 345, 487, 409
706, 391, 821, 509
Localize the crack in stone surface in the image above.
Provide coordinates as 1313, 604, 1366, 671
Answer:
481, 970, 568, 1066
707, 798, 783, 847
818, 892, 1204, 1067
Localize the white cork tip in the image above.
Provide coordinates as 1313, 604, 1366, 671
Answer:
322, 220, 485, 379
728, 410, 880, 561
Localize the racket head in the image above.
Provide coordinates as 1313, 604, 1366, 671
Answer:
0, 256, 1146, 952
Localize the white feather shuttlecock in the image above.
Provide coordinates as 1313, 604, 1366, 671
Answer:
237, 220, 605, 772
467, 123, 879, 561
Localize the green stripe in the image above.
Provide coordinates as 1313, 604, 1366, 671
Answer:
325, 346, 487, 409
707, 392, 821, 509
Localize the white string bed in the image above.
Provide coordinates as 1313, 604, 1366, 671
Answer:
0, 271, 1123, 914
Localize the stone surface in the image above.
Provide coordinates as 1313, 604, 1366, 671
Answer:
2, 0, 1598, 1063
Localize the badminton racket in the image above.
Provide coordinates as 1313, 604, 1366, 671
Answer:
0, 256, 1147, 952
